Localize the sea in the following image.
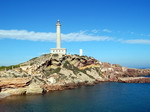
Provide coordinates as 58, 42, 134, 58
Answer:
0, 82, 150, 112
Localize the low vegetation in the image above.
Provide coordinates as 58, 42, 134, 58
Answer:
0, 64, 20, 71
43, 67, 61, 77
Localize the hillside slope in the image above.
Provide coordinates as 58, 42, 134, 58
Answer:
0, 53, 150, 98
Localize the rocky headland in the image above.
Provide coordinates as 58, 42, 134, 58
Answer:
0, 54, 150, 98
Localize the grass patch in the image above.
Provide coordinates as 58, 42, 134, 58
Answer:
0, 64, 20, 71
86, 74, 95, 79
53, 54, 59, 57
29, 57, 38, 61
34, 76, 46, 84
43, 67, 61, 77
63, 61, 81, 75
94, 67, 102, 76
58, 73, 67, 80
42, 54, 50, 57
63, 60, 92, 75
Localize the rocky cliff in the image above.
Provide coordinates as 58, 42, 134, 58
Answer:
0, 53, 150, 98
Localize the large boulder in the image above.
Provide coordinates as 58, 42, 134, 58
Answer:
26, 83, 43, 94
47, 77, 56, 84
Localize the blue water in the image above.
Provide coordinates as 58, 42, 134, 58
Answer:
0, 82, 150, 112
144, 75, 150, 77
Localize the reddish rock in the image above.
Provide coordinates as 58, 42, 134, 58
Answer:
102, 62, 111, 68
0, 78, 31, 88
112, 64, 121, 67
113, 67, 122, 72
44, 83, 77, 92
44, 82, 96, 92
118, 77, 150, 83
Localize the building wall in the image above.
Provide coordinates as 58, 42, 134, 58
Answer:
51, 48, 66, 54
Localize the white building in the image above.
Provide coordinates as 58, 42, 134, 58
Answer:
51, 20, 67, 54
79, 49, 83, 56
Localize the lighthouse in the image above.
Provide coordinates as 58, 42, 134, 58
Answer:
51, 20, 67, 54
56, 20, 61, 48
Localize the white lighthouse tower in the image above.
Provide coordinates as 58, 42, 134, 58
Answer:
56, 20, 61, 48
51, 20, 67, 54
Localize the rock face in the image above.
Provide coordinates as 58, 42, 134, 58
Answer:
118, 77, 150, 83
0, 53, 150, 98
0, 77, 31, 88
1, 88, 26, 95
26, 83, 43, 94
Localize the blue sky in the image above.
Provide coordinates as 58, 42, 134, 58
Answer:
0, 0, 150, 68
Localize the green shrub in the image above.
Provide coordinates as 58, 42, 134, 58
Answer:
63, 61, 81, 75
42, 54, 50, 57
94, 67, 102, 76
0, 64, 20, 71
86, 74, 95, 79
43, 67, 61, 77
53, 54, 59, 57
0, 66, 6, 71
29, 57, 38, 61
58, 73, 67, 80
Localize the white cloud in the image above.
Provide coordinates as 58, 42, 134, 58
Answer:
0, 30, 55, 41
91, 29, 100, 33
62, 31, 113, 41
1, 29, 150, 44
0, 29, 113, 42
123, 39, 150, 44
130, 32, 135, 34
140, 34, 145, 36
102, 29, 112, 33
